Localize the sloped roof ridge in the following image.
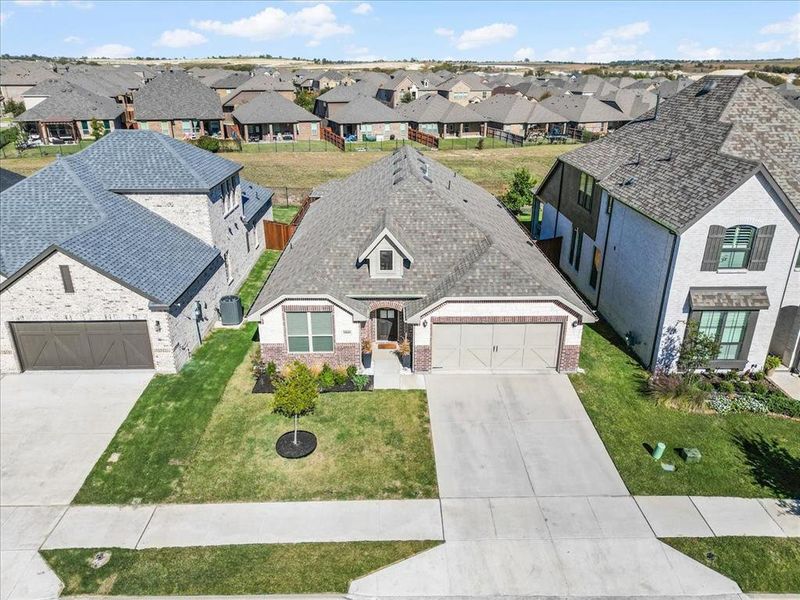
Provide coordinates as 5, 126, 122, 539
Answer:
153, 134, 205, 187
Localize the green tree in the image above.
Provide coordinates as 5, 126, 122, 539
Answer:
400, 91, 414, 104
4, 99, 26, 117
294, 89, 317, 112
90, 118, 106, 140
272, 362, 318, 445
502, 167, 536, 214
677, 320, 720, 379
195, 135, 220, 153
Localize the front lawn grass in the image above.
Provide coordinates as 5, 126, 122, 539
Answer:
42, 541, 440, 595
662, 537, 800, 593
73, 325, 258, 504
571, 323, 800, 498
171, 355, 438, 502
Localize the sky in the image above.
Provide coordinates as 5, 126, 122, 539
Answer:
0, 1, 798, 63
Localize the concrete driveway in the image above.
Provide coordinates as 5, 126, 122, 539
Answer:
0, 369, 152, 600
350, 374, 741, 598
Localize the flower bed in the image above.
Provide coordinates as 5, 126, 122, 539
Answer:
252, 372, 374, 394
251, 351, 373, 394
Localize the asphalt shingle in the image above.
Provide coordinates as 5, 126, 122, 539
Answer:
134, 70, 223, 120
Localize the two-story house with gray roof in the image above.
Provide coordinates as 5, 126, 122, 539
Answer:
535, 76, 800, 373
247, 147, 594, 374
0, 130, 273, 374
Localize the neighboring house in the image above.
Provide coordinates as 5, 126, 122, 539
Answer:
376, 76, 419, 108
0, 60, 56, 103
232, 92, 321, 141
437, 74, 492, 105
313, 81, 380, 120
563, 74, 619, 96
134, 70, 225, 139
396, 94, 486, 138
15, 80, 124, 143
247, 147, 594, 374
538, 95, 629, 134
223, 74, 297, 112
652, 78, 693, 99
325, 95, 408, 140
472, 95, 567, 138
534, 76, 800, 373
0, 130, 273, 375
774, 82, 800, 110
211, 71, 252, 99
597, 88, 659, 119
511, 82, 554, 101
314, 70, 353, 91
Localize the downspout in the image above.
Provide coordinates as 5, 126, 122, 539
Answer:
649, 232, 679, 370
553, 161, 565, 237
594, 194, 614, 310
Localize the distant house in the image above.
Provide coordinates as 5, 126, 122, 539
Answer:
314, 81, 380, 120
774, 82, 800, 110
134, 70, 225, 139
396, 94, 486, 138
538, 95, 629, 134
210, 71, 252, 99
314, 70, 353, 91
563, 74, 619, 96
0, 130, 273, 374
15, 80, 124, 143
597, 88, 658, 119
232, 92, 321, 142
512, 81, 555, 101
437, 74, 492, 105
0, 60, 56, 103
325, 95, 408, 140
472, 95, 567, 138
376, 75, 419, 108
223, 74, 297, 113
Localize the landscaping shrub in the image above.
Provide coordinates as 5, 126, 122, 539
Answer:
351, 373, 369, 391
266, 361, 278, 381
719, 380, 736, 395
648, 372, 707, 409
251, 347, 267, 380
708, 393, 768, 415
751, 381, 769, 396
0, 126, 20, 148
346, 365, 357, 380
763, 392, 800, 419
333, 367, 349, 386
764, 354, 782, 373
735, 380, 751, 394
195, 136, 220, 153
318, 364, 337, 390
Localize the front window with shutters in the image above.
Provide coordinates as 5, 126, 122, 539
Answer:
718, 225, 756, 269
286, 311, 334, 353
697, 310, 750, 361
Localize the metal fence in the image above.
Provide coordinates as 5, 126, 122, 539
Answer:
0, 139, 95, 159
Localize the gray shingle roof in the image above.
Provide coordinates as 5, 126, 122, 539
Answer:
437, 73, 492, 92
134, 70, 223, 120
472, 95, 567, 125
396, 94, 486, 124
597, 88, 658, 119
0, 168, 25, 193
15, 81, 124, 122
328, 95, 405, 124
249, 147, 592, 320
232, 92, 320, 125
241, 179, 274, 224
212, 71, 251, 89
77, 129, 241, 192
0, 153, 220, 305
224, 74, 295, 99
538, 95, 629, 124
547, 76, 800, 233
0, 60, 56, 87
316, 81, 379, 102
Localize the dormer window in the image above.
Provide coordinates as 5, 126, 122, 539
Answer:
379, 250, 394, 271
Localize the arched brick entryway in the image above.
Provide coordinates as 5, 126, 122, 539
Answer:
366, 300, 407, 343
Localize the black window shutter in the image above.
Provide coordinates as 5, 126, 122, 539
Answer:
701, 225, 726, 271
59, 265, 74, 293
748, 224, 776, 271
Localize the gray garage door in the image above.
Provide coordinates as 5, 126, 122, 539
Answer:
432, 323, 562, 371
10, 321, 154, 371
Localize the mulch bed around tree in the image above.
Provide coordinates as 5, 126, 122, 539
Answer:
252, 374, 374, 394
276, 430, 317, 459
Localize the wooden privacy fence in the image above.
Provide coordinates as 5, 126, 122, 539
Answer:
263, 197, 314, 250
408, 128, 439, 149
487, 126, 524, 147
321, 127, 345, 151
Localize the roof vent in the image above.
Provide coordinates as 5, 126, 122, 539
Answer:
393, 175, 405, 185
423, 175, 433, 183
621, 176, 636, 186
656, 148, 673, 162
696, 79, 718, 97
625, 152, 640, 166
462, 198, 468, 203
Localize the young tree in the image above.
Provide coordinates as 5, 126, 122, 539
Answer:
501, 167, 536, 214
294, 89, 317, 112
677, 320, 719, 379
90, 118, 106, 141
272, 362, 318, 445
4, 99, 26, 117
400, 91, 414, 104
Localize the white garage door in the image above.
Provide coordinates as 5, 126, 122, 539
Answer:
431, 323, 561, 371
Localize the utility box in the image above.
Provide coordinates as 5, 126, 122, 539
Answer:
680, 447, 702, 463
219, 295, 243, 326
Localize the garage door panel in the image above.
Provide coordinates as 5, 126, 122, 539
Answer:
523, 323, 562, 370
492, 324, 525, 347
460, 347, 492, 369
493, 346, 524, 369
11, 321, 153, 371
525, 323, 562, 346
460, 324, 493, 345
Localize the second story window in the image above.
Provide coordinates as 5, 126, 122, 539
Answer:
379, 250, 394, 271
719, 225, 756, 269
578, 172, 594, 211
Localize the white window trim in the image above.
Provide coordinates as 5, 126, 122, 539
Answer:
378, 249, 394, 272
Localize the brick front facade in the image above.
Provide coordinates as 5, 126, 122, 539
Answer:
261, 342, 360, 370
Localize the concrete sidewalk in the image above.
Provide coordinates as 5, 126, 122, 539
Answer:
42, 499, 443, 550
636, 496, 799, 537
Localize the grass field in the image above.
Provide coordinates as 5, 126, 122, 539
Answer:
42, 541, 440, 595
1, 143, 573, 196
571, 323, 800, 498
663, 537, 800, 593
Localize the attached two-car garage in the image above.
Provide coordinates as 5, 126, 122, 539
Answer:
9, 321, 154, 371
431, 323, 562, 371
